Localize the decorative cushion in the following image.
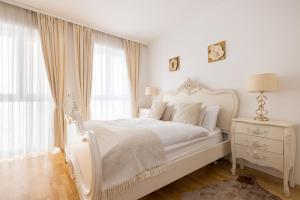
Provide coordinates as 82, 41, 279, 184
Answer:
161, 105, 175, 121
201, 105, 221, 131
172, 103, 202, 125
147, 101, 168, 120
198, 105, 207, 126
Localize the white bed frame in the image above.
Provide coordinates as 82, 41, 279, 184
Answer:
65, 78, 239, 200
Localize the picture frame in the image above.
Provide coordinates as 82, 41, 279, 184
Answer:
208, 41, 226, 63
169, 56, 180, 72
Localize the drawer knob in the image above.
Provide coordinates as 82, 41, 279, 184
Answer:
252, 128, 267, 135
252, 140, 268, 148
246, 150, 266, 160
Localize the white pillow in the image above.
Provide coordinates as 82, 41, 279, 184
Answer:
147, 101, 168, 119
172, 103, 202, 125
161, 104, 175, 121
201, 105, 221, 131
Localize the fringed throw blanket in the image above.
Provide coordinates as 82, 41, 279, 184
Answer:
84, 120, 167, 199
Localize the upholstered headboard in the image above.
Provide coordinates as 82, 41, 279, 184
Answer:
161, 78, 239, 134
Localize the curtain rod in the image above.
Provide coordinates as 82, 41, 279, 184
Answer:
0, 0, 145, 45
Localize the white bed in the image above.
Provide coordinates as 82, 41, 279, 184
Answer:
84, 118, 222, 162
65, 78, 239, 200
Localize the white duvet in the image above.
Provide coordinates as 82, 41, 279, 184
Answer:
96, 118, 210, 146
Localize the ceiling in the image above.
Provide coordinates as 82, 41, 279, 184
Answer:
3, 0, 224, 44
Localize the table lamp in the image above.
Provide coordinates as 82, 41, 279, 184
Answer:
247, 73, 279, 121
145, 87, 158, 107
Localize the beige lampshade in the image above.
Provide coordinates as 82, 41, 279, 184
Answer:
145, 87, 158, 96
247, 73, 279, 92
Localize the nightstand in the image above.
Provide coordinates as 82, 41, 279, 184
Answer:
139, 108, 150, 118
231, 118, 296, 196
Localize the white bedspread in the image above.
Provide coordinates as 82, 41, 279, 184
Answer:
84, 118, 210, 198
84, 120, 166, 199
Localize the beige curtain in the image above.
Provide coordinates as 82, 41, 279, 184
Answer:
73, 25, 94, 120
123, 40, 140, 117
37, 13, 67, 149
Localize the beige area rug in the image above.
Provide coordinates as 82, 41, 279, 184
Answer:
181, 176, 281, 200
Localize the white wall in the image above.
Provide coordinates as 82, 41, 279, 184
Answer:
143, 0, 300, 183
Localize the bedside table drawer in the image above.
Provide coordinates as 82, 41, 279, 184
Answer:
235, 122, 283, 140
235, 134, 283, 154
236, 145, 283, 171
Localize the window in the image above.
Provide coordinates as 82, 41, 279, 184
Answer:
91, 33, 131, 120
0, 4, 54, 160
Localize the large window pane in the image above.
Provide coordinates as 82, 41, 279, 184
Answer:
0, 3, 54, 160
91, 33, 131, 120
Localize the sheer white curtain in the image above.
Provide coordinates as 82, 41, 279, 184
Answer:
91, 32, 131, 120
0, 3, 54, 160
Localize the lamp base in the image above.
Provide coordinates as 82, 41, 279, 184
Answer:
254, 92, 269, 121
254, 116, 269, 121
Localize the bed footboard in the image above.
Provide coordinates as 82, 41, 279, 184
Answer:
66, 120, 102, 200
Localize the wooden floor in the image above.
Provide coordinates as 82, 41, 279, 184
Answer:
0, 152, 299, 200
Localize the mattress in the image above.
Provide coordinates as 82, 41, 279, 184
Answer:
164, 128, 223, 161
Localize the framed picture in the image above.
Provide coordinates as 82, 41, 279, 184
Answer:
169, 56, 180, 72
208, 41, 225, 63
